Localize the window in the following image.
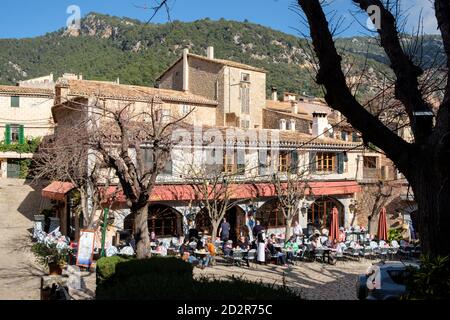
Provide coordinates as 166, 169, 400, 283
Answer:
240, 86, 250, 114
352, 132, 362, 142
241, 73, 250, 82
223, 152, 236, 174
181, 104, 191, 115
316, 152, 336, 172
241, 120, 250, 129
363, 156, 378, 169
143, 148, 172, 175
157, 109, 170, 122
11, 96, 20, 108
341, 131, 347, 141
278, 152, 289, 172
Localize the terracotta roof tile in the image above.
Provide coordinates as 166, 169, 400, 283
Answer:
0, 85, 54, 97
63, 80, 218, 106
187, 53, 266, 73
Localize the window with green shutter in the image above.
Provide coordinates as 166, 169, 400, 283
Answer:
11, 96, 20, 108
4, 124, 11, 145
19, 125, 25, 144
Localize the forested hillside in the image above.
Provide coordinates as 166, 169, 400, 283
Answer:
0, 13, 444, 99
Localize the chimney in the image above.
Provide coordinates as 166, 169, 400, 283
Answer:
183, 48, 189, 92
279, 119, 286, 130
312, 112, 328, 136
289, 119, 296, 131
291, 101, 298, 114
271, 86, 278, 101
207, 46, 214, 59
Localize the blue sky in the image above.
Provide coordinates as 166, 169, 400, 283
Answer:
0, 0, 439, 39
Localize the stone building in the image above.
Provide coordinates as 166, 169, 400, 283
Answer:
41, 47, 415, 245
0, 80, 54, 178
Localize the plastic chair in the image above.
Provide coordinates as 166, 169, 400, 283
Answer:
232, 250, 244, 266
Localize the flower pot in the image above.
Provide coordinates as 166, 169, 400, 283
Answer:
48, 263, 63, 275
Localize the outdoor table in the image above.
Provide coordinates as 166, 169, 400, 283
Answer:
194, 250, 210, 257
319, 247, 336, 264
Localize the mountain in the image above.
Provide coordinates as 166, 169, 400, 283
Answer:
0, 13, 445, 99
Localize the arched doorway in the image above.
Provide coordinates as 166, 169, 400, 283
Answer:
124, 204, 183, 238
256, 198, 299, 232
307, 197, 344, 229
194, 206, 246, 243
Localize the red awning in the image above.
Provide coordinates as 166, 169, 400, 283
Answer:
42, 180, 361, 203
42, 181, 76, 201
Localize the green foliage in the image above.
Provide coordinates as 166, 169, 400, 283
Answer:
404, 255, 450, 300
388, 228, 403, 242
31, 242, 72, 267
96, 256, 301, 300
0, 137, 41, 153
3, 13, 442, 99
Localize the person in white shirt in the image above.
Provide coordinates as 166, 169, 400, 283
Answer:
293, 221, 303, 241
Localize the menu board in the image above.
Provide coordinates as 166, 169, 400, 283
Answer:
76, 229, 96, 267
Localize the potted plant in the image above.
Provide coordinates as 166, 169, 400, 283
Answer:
31, 241, 72, 275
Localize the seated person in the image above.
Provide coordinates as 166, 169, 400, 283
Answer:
284, 236, 300, 262
236, 236, 250, 250
150, 231, 159, 246
311, 232, 323, 250
206, 238, 216, 257
223, 240, 233, 257
267, 237, 288, 266
338, 227, 346, 243
180, 239, 198, 264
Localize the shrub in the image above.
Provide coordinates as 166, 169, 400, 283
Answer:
193, 276, 299, 300
404, 255, 450, 300
95, 256, 301, 300
96, 255, 131, 285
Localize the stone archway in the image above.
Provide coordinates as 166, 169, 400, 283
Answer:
307, 196, 344, 229
194, 205, 246, 242
124, 204, 183, 238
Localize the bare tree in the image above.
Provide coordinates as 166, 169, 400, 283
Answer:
183, 160, 243, 241
83, 98, 192, 258
271, 169, 311, 239
32, 127, 114, 240
296, 0, 450, 256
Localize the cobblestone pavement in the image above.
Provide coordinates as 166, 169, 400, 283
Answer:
193, 259, 371, 300
0, 179, 46, 300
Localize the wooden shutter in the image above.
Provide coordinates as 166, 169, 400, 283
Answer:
4, 124, 11, 145
309, 151, 317, 173
290, 150, 299, 173
19, 125, 25, 144
337, 153, 344, 174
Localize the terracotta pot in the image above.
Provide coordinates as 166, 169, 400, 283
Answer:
48, 263, 63, 275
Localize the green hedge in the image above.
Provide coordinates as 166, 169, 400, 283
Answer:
96, 256, 300, 300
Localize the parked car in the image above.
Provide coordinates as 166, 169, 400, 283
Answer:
356, 261, 420, 300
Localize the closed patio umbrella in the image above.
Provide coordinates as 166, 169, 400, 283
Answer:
329, 207, 339, 242
377, 207, 388, 241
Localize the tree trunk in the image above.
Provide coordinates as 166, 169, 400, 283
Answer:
285, 216, 294, 241
211, 220, 219, 241
133, 203, 150, 259
408, 158, 450, 257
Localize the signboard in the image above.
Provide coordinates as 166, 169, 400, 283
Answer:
76, 229, 96, 267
